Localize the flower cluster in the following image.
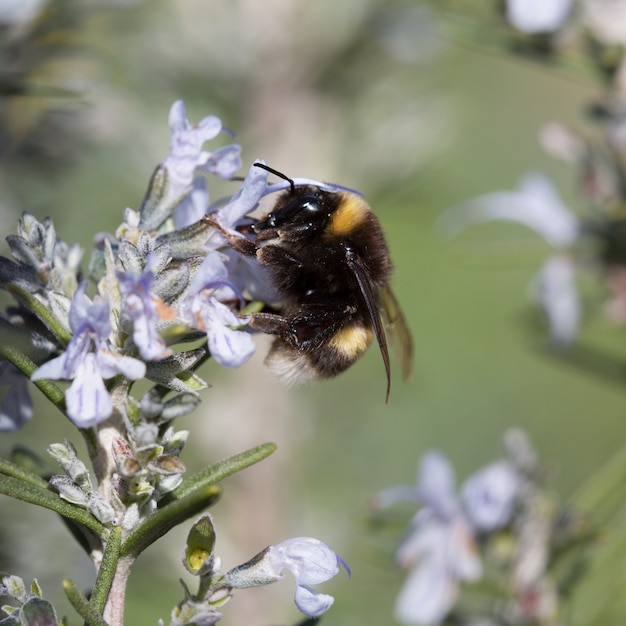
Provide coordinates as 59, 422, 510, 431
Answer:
0, 101, 360, 430
0, 100, 255, 430
0, 100, 350, 625
372, 430, 594, 626
0, 100, 352, 433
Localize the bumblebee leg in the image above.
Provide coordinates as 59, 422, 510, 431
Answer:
256, 244, 303, 271
205, 215, 258, 257
251, 306, 356, 349
250, 312, 293, 339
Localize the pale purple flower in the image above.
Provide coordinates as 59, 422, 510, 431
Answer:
117, 259, 172, 361
0, 362, 33, 431
31, 282, 146, 427
266, 538, 342, 618
505, 0, 571, 34
226, 537, 344, 618
390, 453, 481, 625
164, 100, 241, 206
182, 252, 255, 368
198, 297, 255, 368
376, 452, 520, 625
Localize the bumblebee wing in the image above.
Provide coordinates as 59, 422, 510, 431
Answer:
346, 251, 392, 401
379, 285, 413, 382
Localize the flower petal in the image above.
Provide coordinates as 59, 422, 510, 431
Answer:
462, 461, 520, 533
199, 144, 242, 180
214, 161, 269, 231
530, 254, 580, 346
506, 0, 571, 34
69, 281, 110, 339
270, 537, 340, 586
206, 320, 255, 369
175, 176, 209, 230
395, 557, 457, 626
192, 296, 255, 368
294, 584, 335, 618
31, 352, 72, 381
65, 353, 112, 427
417, 451, 459, 520
97, 349, 146, 380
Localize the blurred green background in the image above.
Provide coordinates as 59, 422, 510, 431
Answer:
1, 1, 625, 624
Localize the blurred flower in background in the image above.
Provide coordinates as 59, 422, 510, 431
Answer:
371, 430, 611, 626
441, 173, 582, 346
505, 0, 572, 35
372, 443, 520, 625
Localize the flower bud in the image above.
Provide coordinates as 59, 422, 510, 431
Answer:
183, 514, 217, 577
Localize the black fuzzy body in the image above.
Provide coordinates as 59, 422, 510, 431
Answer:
249, 185, 392, 383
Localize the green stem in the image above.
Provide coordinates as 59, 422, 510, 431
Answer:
121, 485, 221, 558
63, 579, 109, 626
102, 555, 134, 626
90, 526, 123, 614
163, 442, 277, 503
0, 474, 106, 536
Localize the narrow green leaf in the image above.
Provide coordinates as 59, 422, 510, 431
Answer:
0, 475, 106, 537
163, 442, 277, 504
90, 526, 122, 614
569, 509, 626, 626
571, 445, 626, 523
0, 345, 66, 409
7, 283, 71, 345
0, 457, 48, 489
62, 579, 108, 626
121, 485, 221, 558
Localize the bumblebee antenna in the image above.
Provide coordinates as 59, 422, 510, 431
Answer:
253, 162, 295, 194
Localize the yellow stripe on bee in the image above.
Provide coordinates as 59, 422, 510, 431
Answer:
327, 193, 370, 236
329, 325, 374, 358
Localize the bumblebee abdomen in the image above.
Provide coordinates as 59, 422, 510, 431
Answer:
328, 325, 374, 360
264, 323, 374, 386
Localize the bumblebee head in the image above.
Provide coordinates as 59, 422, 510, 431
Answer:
254, 185, 338, 235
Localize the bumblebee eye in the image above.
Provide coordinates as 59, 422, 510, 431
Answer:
301, 197, 322, 213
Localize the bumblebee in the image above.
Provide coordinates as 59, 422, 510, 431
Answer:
212, 164, 412, 400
